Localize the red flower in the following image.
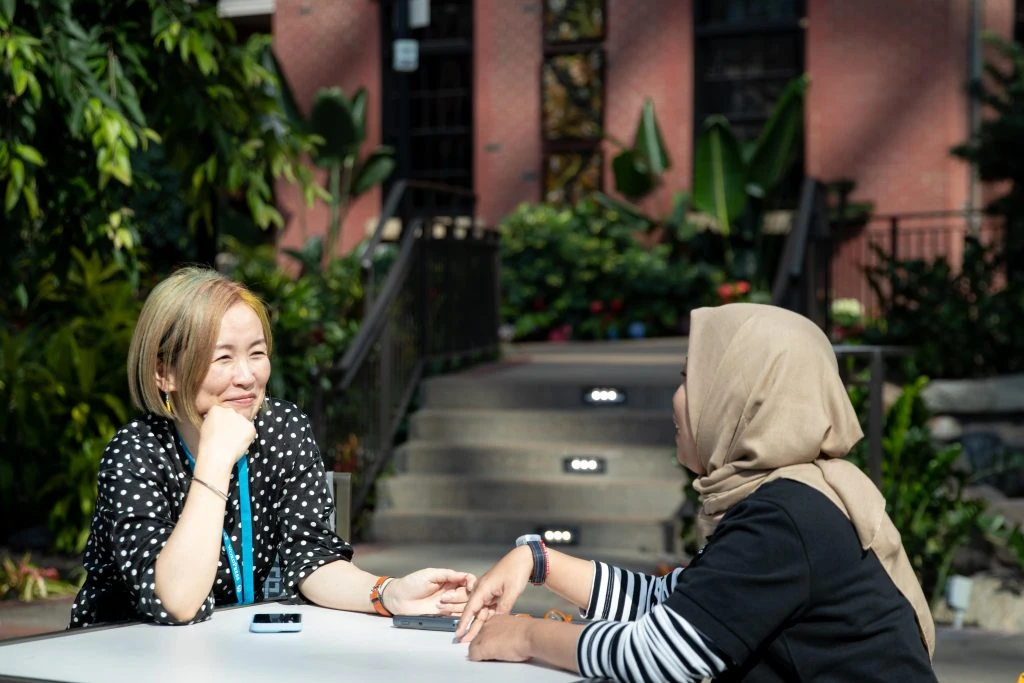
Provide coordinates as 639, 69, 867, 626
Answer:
717, 283, 735, 302
610, 297, 623, 312
589, 300, 604, 314
735, 280, 751, 295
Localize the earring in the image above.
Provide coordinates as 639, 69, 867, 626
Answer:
163, 392, 174, 416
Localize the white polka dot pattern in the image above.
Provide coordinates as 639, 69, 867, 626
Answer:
68, 399, 353, 628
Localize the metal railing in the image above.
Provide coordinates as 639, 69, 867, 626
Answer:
833, 345, 913, 488
832, 210, 1003, 317
771, 176, 833, 334
312, 181, 500, 528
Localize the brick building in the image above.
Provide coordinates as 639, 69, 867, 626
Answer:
220, 0, 1018, 303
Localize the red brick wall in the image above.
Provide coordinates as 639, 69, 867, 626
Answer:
806, 0, 1010, 303
473, 0, 543, 226
603, 0, 693, 218
272, 0, 382, 258
473, 0, 692, 227
806, 0, 971, 215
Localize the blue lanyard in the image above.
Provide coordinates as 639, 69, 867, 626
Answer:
176, 433, 255, 606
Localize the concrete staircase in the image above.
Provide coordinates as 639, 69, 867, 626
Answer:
370, 340, 690, 561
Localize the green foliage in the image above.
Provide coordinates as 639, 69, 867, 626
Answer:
847, 377, 1024, 604
608, 98, 671, 201
952, 31, 1024, 285
227, 239, 366, 415
0, 553, 81, 602
0, 0, 320, 291
0, 250, 138, 552
500, 199, 720, 341
263, 52, 395, 265
865, 236, 1024, 378
599, 74, 807, 285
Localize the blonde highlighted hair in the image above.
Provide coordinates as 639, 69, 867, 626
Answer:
127, 266, 273, 429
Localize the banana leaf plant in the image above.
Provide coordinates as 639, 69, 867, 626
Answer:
595, 99, 698, 252
598, 74, 808, 282
692, 74, 808, 278
263, 50, 395, 273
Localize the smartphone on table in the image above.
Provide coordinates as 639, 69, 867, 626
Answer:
392, 615, 460, 632
250, 612, 303, 633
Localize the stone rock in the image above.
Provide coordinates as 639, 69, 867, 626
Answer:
923, 373, 1024, 414
928, 415, 963, 441
932, 573, 1024, 633
882, 382, 903, 412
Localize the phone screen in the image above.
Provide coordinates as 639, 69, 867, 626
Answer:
252, 613, 302, 624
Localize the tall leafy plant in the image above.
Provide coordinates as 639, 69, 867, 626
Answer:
0, 250, 138, 552
598, 75, 808, 283
264, 52, 395, 269
0, 0, 321, 296
953, 31, 1024, 286
847, 377, 1024, 604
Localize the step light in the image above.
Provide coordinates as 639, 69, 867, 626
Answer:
538, 526, 580, 546
582, 387, 627, 406
563, 456, 607, 475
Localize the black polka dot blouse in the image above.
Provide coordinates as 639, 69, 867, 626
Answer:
68, 399, 353, 628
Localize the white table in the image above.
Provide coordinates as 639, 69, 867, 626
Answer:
0, 604, 588, 683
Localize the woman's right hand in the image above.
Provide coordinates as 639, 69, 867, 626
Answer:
195, 404, 256, 476
455, 545, 534, 643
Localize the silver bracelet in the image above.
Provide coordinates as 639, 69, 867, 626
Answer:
191, 475, 229, 502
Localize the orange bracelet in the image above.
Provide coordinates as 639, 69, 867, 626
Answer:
370, 576, 394, 617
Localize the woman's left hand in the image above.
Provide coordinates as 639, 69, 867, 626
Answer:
467, 615, 534, 662
386, 568, 476, 616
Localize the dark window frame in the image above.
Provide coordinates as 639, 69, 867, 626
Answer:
380, 0, 475, 212
693, 1, 805, 141
692, 0, 806, 208
540, 0, 608, 205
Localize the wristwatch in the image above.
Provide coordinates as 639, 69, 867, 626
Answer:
515, 533, 549, 586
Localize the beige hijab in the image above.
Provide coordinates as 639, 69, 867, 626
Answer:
686, 303, 934, 658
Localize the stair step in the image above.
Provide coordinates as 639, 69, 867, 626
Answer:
394, 440, 684, 478
371, 509, 682, 555
409, 408, 674, 446
377, 474, 685, 517
422, 365, 681, 411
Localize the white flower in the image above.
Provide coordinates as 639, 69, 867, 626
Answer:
831, 298, 863, 320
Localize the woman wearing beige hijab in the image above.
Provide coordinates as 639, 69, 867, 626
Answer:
455, 304, 936, 682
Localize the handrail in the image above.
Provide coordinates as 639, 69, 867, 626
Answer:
866, 209, 985, 221
337, 217, 422, 387
313, 180, 491, 528
362, 180, 477, 309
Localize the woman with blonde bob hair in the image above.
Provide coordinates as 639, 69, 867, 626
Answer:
70, 266, 473, 627
456, 304, 936, 682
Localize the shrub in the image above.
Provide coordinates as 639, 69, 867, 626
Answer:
866, 236, 1024, 379
500, 199, 721, 341
847, 377, 1024, 604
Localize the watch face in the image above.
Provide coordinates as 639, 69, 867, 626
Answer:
515, 533, 542, 546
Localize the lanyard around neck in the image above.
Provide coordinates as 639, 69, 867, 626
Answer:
176, 433, 255, 606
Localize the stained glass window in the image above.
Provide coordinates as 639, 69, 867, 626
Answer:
544, 0, 605, 43
544, 152, 603, 205
542, 51, 604, 141
542, 1, 606, 205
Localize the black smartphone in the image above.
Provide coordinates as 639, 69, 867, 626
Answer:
250, 612, 303, 633
392, 614, 460, 632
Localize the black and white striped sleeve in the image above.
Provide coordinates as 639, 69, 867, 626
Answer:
582, 561, 686, 622
576, 602, 729, 682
